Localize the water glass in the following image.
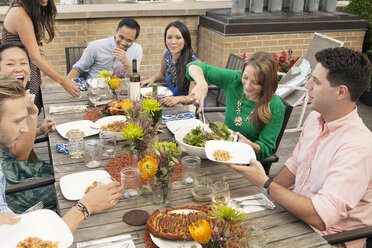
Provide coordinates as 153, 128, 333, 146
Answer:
211, 181, 230, 206
182, 155, 201, 185
84, 140, 103, 168
88, 85, 100, 104
67, 129, 84, 159
97, 78, 108, 100
99, 131, 117, 158
120, 167, 141, 198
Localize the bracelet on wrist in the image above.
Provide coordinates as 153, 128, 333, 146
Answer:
74, 201, 90, 219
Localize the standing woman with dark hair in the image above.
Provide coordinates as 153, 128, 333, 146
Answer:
141, 21, 200, 106
1, 0, 81, 112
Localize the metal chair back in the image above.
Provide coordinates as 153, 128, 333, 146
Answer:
65, 46, 86, 77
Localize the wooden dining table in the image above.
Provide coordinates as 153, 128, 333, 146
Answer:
41, 83, 334, 248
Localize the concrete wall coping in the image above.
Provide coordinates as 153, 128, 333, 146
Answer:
0, 1, 231, 21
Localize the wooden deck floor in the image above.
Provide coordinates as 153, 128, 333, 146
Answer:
34, 94, 372, 177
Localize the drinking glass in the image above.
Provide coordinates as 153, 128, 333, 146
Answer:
182, 155, 201, 185
88, 85, 100, 104
99, 131, 117, 158
211, 181, 230, 206
84, 140, 103, 168
97, 78, 108, 100
120, 167, 141, 198
67, 129, 84, 159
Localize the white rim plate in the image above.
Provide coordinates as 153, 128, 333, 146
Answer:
59, 170, 110, 200
91, 115, 127, 141
141, 86, 173, 98
0, 209, 73, 248
205, 140, 256, 164
90, 115, 127, 129
56, 120, 99, 139
166, 119, 203, 134
150, 209, 202, 248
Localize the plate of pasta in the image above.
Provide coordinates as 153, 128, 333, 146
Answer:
205, 140, 256, 164
0, 209, 73, 248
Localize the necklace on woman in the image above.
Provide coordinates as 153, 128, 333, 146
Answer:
234, 92, 253, 127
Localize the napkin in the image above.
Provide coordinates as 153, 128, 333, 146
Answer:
229, 193, 276, 214
49, 105, 88, 114
76, 234, 135, 248
56, 143, 68, 154
73, 77, 88, 91
162, 111, 196, 124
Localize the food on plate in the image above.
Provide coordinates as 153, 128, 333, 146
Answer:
17, 237, 59, 248
183, 121, 234, 147
65, 129, 85, 137
105, 100, 127, 115
100, 120, 126, 132
144, 92, 152, 97
213, 150, 232, 162
147, 209, 214, 240
85, 181, 98, 194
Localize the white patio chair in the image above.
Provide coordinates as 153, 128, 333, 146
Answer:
276, 32, 344, 132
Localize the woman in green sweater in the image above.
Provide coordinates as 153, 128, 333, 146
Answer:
186, 52, 284, 160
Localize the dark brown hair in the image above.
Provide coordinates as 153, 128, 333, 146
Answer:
12, 0, 57, 45
315, 47, 372, 102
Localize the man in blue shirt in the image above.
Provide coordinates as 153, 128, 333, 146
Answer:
67, 18, 143, 80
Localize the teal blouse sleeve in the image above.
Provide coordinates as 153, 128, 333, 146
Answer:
254, 95, 285, 160
186, 62, 241, 90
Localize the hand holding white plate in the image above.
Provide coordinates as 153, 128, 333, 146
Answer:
60, 170, 110, 200
205, 140, 256, 164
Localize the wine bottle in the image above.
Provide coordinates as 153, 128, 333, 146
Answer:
129, 59, 140, 101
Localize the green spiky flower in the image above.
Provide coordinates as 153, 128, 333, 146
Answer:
98, 70, 113, 82
210, 204, 248, 226
142, 98, 162, 115
121, 123, 146, 141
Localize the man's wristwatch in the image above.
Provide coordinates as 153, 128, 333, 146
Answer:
260, 178, 273, 196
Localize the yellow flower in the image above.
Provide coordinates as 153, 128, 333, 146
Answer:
120, 100, 133, 111
138, 156, 158, 180
108, 77, 121, 89
189, 220, 212, 244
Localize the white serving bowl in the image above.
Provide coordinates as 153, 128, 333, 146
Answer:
174, 124, 237, 159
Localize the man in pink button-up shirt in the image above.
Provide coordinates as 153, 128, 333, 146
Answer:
227, 47, 372, 248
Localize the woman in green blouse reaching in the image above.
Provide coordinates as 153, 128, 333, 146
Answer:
186, 52, 285, 160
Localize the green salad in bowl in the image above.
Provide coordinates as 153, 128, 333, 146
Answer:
183, 121, 235, 147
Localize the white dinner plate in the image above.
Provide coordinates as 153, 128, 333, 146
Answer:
91, 115, 127, 141
90, 115, 127, 129
150, 209, 202, 248
60, 170, 110, 200
205, 140, 256, 164
141, 86, 173, 98
0, 209, 73, 248
56, 120, 99, 139
166, 119, 203, 134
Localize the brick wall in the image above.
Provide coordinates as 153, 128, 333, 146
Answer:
197, 26, 366, 69
0, 15, 365, 83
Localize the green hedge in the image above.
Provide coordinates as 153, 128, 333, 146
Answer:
344, 0, 372, 52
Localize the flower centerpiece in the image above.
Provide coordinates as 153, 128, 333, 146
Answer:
272, 49, 300, 81
141, 98, 162, 126
120, 98, 161, 160
189, 204, 257, 248
98, 70, 122, 100
138, 141, 185, 204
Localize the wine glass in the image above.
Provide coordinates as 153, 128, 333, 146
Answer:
211, 181, 230, 206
